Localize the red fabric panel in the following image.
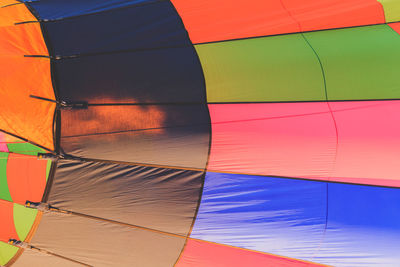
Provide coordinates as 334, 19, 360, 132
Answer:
283, 0, 385, 32
176, 239, 324, 267
0, 200, 18, 242
171, 0, 384, 44
7, 153, 47, 205
208, 103, 337, 179
389, 22, 400, 34
330, 101, 400, 187
171, 0, 299, 44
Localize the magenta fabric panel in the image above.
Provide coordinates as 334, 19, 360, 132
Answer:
0, 132, 8, 152
208, 101, 400, 187
208, 103, 337, 179
330, 100, 400, 187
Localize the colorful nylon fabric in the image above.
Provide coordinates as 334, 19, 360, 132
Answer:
1, 0, 400, 266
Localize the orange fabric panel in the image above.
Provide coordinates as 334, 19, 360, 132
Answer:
0, 200, 18, 243
171, 0, 299, 44
0, 2, 37, 27
389, 22, 400, 34
7, 153, 47, 205
283, 0, 385, 32
1, 0, 19, 6
0, 8, 55, 150
0, 56, 55, 150
171, 0, 385, 44
0, 24, 48, 56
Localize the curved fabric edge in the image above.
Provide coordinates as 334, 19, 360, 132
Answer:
176, 239, 327, 267
187, 172, 400, 266
5, 211, 43, 267
0, 1, 56, 150
0, 134, 54, 266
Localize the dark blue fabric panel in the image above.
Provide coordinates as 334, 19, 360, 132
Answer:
314, 184, 400, 266
192, 173, 400, 265
191, 172, 327, 260
39, 1, 190, 56
55, 48, 205, 103
25, 0, 158, 20
27, 0, 209, 167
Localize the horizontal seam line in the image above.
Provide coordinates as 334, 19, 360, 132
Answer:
1, 2, 24, 8
57, 156, 400, 189
195, 21, 400, 45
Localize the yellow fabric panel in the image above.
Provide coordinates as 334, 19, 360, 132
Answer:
378, 0, 400, 22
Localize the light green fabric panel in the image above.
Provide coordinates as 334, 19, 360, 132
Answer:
13, 203, 38, 241
195, 34, 326, 102
0, 152, 12, 202
378, 0, 400, 22
7, 142, 43, 156
46, 160, 52, 182
304, 24, 400, 100
0, 241, 18, 266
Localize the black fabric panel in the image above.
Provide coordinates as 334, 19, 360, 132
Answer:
42, 1, 190, 56
60, 104, 210, 168
47, 159, 204, 236
28, 212, 186, 267
55, 48, 205, 103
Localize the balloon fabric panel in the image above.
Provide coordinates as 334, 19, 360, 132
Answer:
195, 34, 326, 103
171, 0, 384, 44
378, 0, 400, 22
208, 101, 400, 187
1, 0, 400, 266
208, 103, 337, 179
177, 239, 326, 267
190, 172, 400, 265
46, 160, 204, 236
303, 24, 400, 101
0, 3, 55, 150
24, 0, 159, 20
389, 21, 400, 34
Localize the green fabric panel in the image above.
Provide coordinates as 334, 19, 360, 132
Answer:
13, 203, 38, 241
0, 241, 18, 266
7, 142, 43, 156
46, 160, 52, 182
0, 152, 12, 202
195, 34, 326, 102
378, 0, 400, 22
304, 24, 400, 100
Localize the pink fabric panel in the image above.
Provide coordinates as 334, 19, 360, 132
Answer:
0, 132, 8, 152
330, 101, 400, 186
208, 103, 337, 179
176, 239, 323, 267
208, 101, 400, 187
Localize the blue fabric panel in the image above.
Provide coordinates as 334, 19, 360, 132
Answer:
25, 0, 158, 20
37, 1, 190, 56
192, 172, 400, 265
191, 172, 327, 260
315, 184, 400, 266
